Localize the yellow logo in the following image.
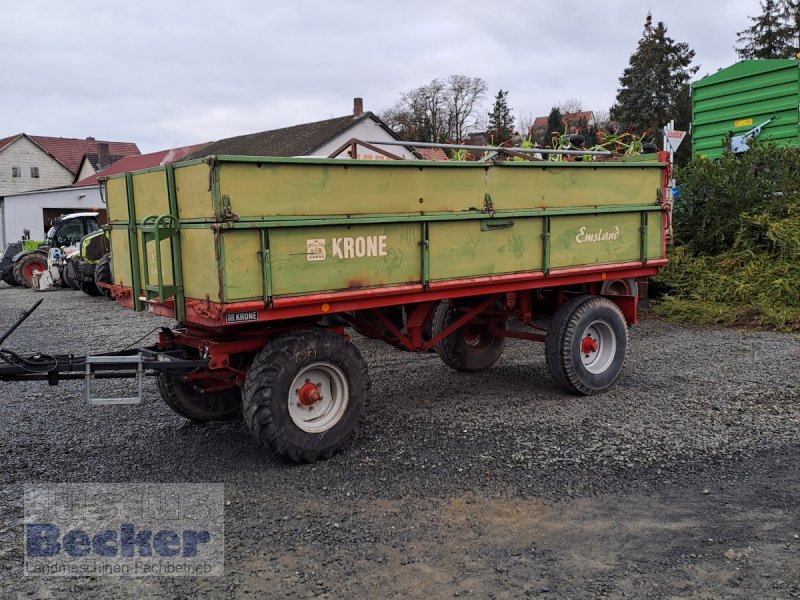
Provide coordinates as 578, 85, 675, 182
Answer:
734, 118, 753, 128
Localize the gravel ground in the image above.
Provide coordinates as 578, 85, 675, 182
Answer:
1, 282, 799, 598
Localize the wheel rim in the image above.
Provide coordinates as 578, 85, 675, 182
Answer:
579, 320, 617, 374
288, 362, 349, 433
461, 321, 496, 350
25, 261, 46, 279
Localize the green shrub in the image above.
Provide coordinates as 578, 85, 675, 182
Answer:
654, 141, 800, 331
673, 140, 800, 256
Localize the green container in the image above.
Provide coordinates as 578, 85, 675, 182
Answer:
692, 59, 800, 159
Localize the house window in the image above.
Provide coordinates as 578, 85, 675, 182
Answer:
30, 166, 39, 178
11, 166, 21, 178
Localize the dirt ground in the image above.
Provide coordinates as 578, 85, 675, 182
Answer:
1, 283, 799, 598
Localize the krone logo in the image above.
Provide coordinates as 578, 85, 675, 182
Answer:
306, 239, 326, 261
575, 226, 620, 243
306, 236, 388, 261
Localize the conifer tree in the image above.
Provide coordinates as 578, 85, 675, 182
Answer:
610, 13, 697, 146
487, 90, 514, 144
736, 0, 798, 59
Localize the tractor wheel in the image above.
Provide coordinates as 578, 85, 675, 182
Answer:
545, 295, 628, 396
1, 270, 20, 286
62, 260, 80, 290
94, 253, 113, 297
157, 373, 242, 422
13, 253, 47, 288
79, 279, 102, 297
431, 300, 505, 372
242, 329, 370, 462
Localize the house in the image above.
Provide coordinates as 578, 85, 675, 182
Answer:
74, 143, 208, 187
184, 98, 419, 161
0, 134, 140, 199
0, 144, 200, 247
531, 111, 597, 142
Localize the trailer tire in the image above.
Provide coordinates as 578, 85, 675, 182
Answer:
157, 373, 242, 422
601, 277, 638, 297
95, 253, 113, 297
13, 252, 47, 288
242, 329, 370, 462
432, 300, 505, 372
545, 295, 628, 395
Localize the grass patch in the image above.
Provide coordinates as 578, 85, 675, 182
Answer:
652, 296, 800, 332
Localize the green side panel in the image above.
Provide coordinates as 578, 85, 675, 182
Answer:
109, 228, 132, 286
221, 230, 263, 301
131, 169, 170, 218
692, 59, 800, 159
219, 162, 488, 216
268, 222, 421, 296
428, 219, 544, 280
486, 164, 661, 209
180, 228, 221, 302
175, 162, 215, 220
217, 160, 663, 217
647, 214, 662, 259
549, 213, 657, 269
106, 176, 129, 223
144, 237, 174, 288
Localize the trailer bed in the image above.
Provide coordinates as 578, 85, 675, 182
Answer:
103, 154, 669, 328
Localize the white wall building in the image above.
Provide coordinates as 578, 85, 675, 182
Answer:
0, 185, 103, 247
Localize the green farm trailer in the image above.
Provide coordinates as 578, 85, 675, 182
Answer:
0, 143, 670, 462
693, 59, 800, 158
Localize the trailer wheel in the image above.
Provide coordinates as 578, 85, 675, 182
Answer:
601, 277, 638, 297
431, 300, 505, 372
242, 329, 370, 462
95, 253, 113, 297
157, 373, 242, 421
13, 253, 47, 288
545, 295, 628, 395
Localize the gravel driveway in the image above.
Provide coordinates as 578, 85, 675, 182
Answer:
1, 282, 799, 598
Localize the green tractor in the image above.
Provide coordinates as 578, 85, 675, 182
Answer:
1, 213, 101, 288
63, 229, 113, 297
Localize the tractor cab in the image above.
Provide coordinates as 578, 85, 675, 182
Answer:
42, 212, 101, 251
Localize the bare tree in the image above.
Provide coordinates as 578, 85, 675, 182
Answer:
516, 112, 537, 139
445, 75, 488, 142
593, 109, 611, 130
558, 98, 584, 115
383, 75, 487, 142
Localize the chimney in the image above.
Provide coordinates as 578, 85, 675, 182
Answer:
97, 142, 110, 170
85, 136, 95, 141
353, 97, 364, 117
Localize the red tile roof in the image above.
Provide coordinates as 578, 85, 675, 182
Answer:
532, 117, 549, 128
563, 111, 595, 124
74, 144, 209, 187
0, 134, 141, 174
0, 134, 20, 152
414, 147, 449, 161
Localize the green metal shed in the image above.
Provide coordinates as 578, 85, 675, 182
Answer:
692, 59, 800, 159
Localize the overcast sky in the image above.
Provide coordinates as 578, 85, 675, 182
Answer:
2, 1, 758, 153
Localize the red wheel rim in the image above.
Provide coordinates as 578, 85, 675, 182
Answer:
24, 261, 46, 279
